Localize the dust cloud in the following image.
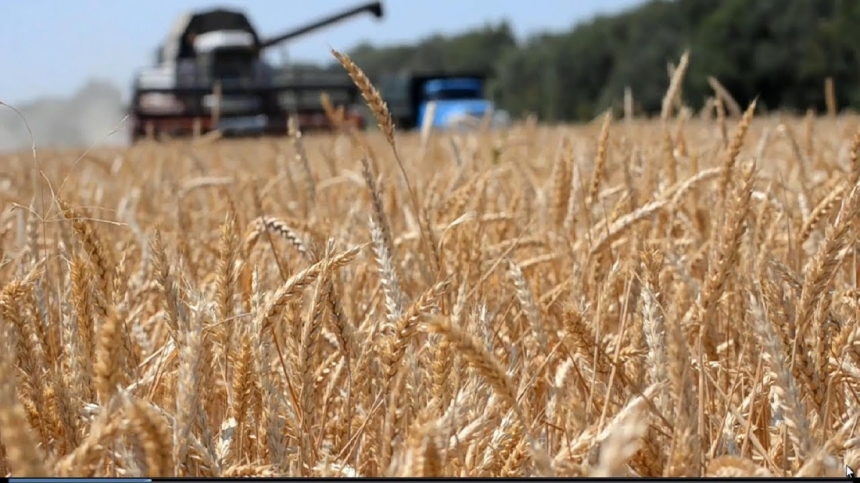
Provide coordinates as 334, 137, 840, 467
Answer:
0, 80, 130, 153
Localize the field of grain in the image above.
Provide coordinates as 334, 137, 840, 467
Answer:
2, 66, 860, 477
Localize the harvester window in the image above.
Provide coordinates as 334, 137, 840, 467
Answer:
178, 31, 197, 59
210, 49, 255, 82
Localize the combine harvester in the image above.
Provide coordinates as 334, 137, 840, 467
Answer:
377, 71, 510, 132
128, 1, 384, 141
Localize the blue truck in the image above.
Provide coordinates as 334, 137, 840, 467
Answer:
376, 72, 509, 130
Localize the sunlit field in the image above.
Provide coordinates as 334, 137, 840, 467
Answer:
1, 71, 859, 478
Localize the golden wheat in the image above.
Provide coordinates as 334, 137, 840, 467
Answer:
2, 62, 860, 477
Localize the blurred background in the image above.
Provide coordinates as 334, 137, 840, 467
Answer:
2, 0, 856, 151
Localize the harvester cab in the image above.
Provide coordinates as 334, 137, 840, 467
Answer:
181, 14, 261, 86
130, 1, 384, 141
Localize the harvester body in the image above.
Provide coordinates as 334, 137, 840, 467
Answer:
129, 2, 384, 141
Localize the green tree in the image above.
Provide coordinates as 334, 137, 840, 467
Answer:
321, 0, 860, 122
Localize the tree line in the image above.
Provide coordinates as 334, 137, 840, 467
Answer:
303, 0, 860, 122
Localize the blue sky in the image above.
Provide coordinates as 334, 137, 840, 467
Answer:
2, 0, 645, 104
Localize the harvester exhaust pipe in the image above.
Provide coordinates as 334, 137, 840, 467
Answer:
259, 1, 384, 49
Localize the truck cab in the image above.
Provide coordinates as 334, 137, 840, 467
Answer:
417, 77, 492, 128
378, 71, 508, 130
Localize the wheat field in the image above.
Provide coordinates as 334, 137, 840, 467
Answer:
1, 54, 860, 478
